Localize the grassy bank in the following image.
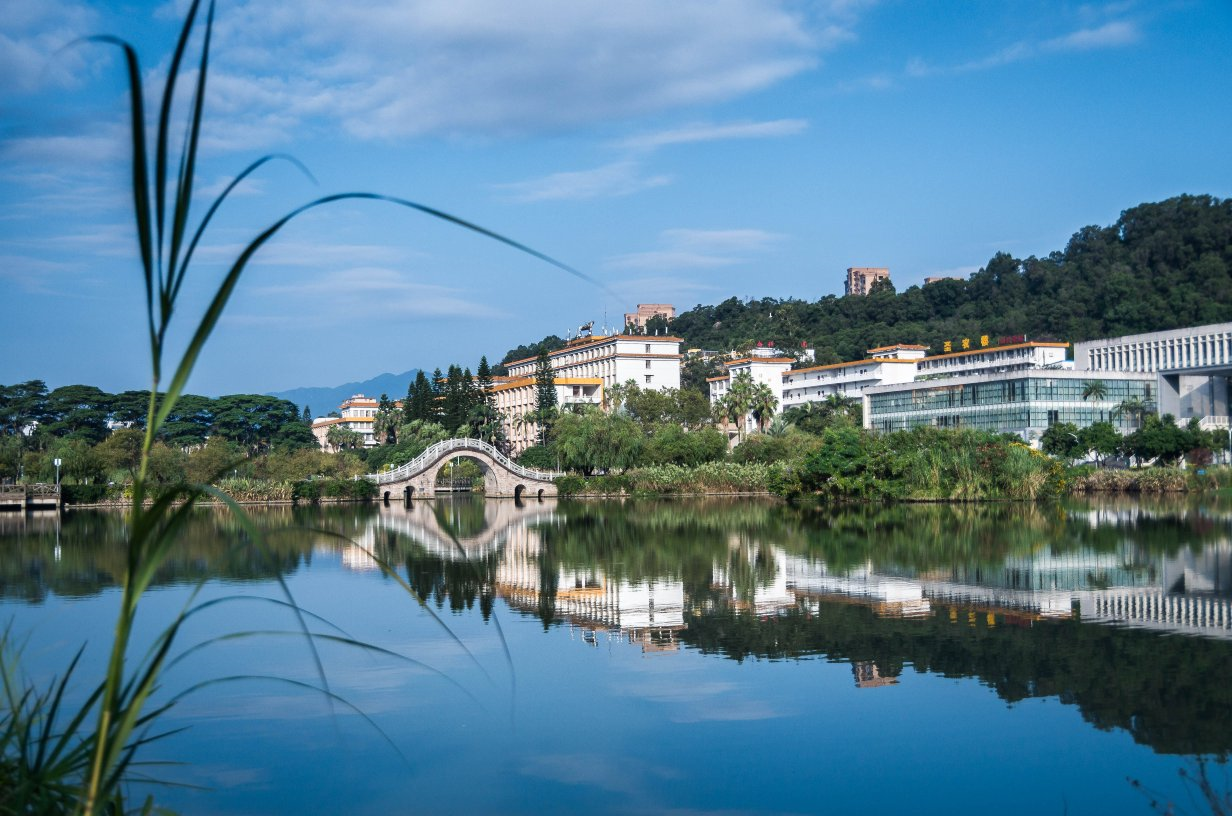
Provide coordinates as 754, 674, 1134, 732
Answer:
555, 462, 781, 496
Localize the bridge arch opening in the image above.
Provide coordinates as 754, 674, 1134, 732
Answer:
383, 490, 391, 503
432, 454, 492, 495
513, 484, 526, 501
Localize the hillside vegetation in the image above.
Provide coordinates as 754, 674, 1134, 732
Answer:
671, 195, 1232, 364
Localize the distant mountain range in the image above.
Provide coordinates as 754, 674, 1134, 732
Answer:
267, 369, 420, 418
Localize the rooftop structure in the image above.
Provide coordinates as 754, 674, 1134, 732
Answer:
845, 266, 890, 297
623, 303, 676, 332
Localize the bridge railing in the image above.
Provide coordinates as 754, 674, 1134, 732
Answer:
365, 437, 562, 485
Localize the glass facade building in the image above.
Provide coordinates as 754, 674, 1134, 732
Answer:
863, 370, 1156, 441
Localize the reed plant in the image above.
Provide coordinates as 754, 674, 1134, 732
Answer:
1, 2, 589, 810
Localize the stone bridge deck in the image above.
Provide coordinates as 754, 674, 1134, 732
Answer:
365, 438, 561, 500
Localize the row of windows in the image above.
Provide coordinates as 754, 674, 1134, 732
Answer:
1086, 332, 1232, 372
875, 406, 1140, 434
868, 377, 1152, 413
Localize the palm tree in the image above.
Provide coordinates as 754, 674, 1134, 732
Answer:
1111, 396, 1149, 431
723, 371, 757, 442
1081, 380, 1108, 401
749, 382, 778, 433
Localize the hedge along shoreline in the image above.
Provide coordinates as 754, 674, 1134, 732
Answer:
61, 476, 378, 507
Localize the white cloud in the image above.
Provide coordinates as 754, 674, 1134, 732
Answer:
186, 0, 851, 144
608, 228, 784, 270
0, 0, 102, 97
904, 18, 1141, 78
497, 161, 671, 203
617, 118, 808, 152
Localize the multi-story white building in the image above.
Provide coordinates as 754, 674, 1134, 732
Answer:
311, 394, 380, 449
505, 334, 682, 392
708, 346, 795, 436
781, 345, 923, 409
492, 376, 603, 453
498, 334, 683, 453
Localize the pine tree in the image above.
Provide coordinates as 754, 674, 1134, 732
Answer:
301, 405, 311, 422
533, 347, 557, 444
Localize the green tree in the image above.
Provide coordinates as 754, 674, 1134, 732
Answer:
41, 384, 113, 445
748, 381, 778, 433
1079, 421, 1121, 468
374, 393, 400, 444
1041, 422, 1086, 463
552, 408, 642, 476
1081, 380, 1108, 401
403, 370, 436, 425
533, 347, 558, 444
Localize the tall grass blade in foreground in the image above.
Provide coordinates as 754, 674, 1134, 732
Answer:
1, 2, 591, 810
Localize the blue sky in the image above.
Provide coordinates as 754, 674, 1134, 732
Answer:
2, 0, 1230, 396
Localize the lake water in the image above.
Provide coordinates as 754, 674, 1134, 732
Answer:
2, 496, 1230, 815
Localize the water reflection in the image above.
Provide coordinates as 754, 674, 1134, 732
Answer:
2, 495, 1230, 758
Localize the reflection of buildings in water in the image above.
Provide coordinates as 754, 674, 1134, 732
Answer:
360, 500, 1232, 644
783, 539, 1232, 641
710, 538, 795, 616
785, 560, 931, 619
496, 524, 687, 654
852, 660, 899, 689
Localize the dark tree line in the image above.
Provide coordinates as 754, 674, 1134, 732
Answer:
0, 381, 315, 453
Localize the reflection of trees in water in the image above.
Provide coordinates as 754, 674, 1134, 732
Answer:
404, 550, 499, 620
0, 505, 379, 602
681, 599, 1232, 757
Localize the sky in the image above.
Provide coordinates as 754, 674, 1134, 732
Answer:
2, 0, 1231, 398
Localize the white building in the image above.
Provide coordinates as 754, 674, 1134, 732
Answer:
311, 394, 380, 449
498, 334, 683, 453
707, 346, 795, 436
492, 376, 603, 453
781, 345, 923, 409
505, 334, 682, 392
1074, 322, 1232, 426
914, 341, 1070, 379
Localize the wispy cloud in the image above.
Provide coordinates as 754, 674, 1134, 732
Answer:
497, 161, 671, 203
247, 266, 506, 321
905, 18, 1142, 78
607, 228, 785, 270
1044, 20, 1141, 52
617, 118, 809, 152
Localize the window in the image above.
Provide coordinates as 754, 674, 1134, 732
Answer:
645, 375, 653, 384
645, 359, 652, 369
645, 344, 651, 353
1047, 409, 1059, 426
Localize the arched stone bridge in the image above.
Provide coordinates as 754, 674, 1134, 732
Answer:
365, 438, 561, 500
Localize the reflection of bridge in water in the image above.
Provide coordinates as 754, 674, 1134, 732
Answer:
348, 502, 1232, 643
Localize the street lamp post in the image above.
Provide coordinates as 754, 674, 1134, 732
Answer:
54, 457, 62, 492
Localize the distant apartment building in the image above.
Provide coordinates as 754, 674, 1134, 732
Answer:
501, 333, 683, 453
623, 303, 676, 332
923, 274, 965, 285
845, 267, 890, 296
312, 394, 380, 449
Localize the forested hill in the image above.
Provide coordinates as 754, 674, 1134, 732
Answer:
669, 194, 1232, 364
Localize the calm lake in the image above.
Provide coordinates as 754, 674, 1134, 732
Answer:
2, 496, 1230, 815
